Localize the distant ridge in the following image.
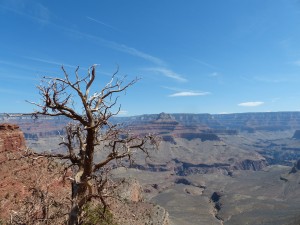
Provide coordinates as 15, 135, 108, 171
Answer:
112, 111, 300, 132
2, 111, 300, 132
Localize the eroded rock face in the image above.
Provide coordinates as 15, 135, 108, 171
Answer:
126, 113, 219, 144
0, 123, 25, 151
289, 159, 300, 173
233, 159, 268, 171
0, 133, 70, 222
0, 123, 25, 163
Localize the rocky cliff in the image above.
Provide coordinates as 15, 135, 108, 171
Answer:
0, 124, 70, 222
0, 123, 26, 163
0, 123, 25, 151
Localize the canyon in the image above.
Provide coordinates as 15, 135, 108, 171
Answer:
1, 112, 300, 224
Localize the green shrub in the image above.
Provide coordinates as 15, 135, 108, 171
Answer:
81, 203, 117, 225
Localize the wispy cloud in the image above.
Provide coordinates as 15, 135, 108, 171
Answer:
64, 29, 165, 66
112, 45, 165, 65
169, 91, 210, 97
2, 2, 172, 76
254, 77, 283, 83
0, 88, 25, 95
238, 101, 264, 107
145, 68, 187, 82
0, 60, 30, 69
0, 1, 51, 25
292, 60, 300, 66
161, 86, 182, 91
0, 60, 42, 77
24, 56, 85, 69
33, 3, 50, 25
191, 58, 217, 69
86, 16, 117, 30
253, 75, 297, 83
2, 2, 165, 67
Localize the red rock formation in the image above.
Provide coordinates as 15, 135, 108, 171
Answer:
0, 124, 70, 222
0, 123, 25, 152
0, 123, 26, 163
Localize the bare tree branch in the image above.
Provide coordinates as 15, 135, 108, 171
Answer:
22, 65, 159, 225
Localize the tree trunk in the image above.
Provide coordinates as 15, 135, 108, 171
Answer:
68, 130, 95, 225
68, 198, 79, 225
68, 181, 88, 225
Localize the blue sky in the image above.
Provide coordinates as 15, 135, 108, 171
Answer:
1, 0, 300, 115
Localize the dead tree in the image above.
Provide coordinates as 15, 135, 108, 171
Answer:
27, 65, 158, 225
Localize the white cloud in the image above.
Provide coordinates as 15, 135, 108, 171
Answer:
169, 91, 210, 97
238, 101, 264, 107
145, 68, 187, 82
